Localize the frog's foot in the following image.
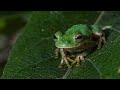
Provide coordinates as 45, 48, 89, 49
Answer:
64, 56, 72, 69
70, 55, 81, 67
102, 26, 112, 30
59, 56, 72, 69
71, 52, 87, 67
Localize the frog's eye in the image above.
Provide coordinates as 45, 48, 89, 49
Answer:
54, 35, 58, 42
75, 34, 82, 42
54, 31, 62, 42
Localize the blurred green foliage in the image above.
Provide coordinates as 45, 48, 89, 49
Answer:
0, 11, 32, 77
0, 11, 32, 36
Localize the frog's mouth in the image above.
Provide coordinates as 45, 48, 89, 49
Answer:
56, 44, 81, 49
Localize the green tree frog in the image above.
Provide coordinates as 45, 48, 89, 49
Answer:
54, 24, 107, 69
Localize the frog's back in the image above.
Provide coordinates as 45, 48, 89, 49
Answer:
65, 24, 92, 37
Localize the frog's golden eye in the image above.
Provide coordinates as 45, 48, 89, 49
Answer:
54, 35, 58, 42
75, 34, 82, 42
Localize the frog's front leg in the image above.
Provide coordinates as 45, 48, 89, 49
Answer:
58, 58, 65, 68
59, 49, 71, 68
71, 52, 88, 67
55, 48, 60, 58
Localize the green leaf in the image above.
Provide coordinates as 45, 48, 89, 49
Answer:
1, 11, 100, 79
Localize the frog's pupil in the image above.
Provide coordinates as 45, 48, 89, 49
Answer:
75, 36, 82, 42
54, 35, 58, 41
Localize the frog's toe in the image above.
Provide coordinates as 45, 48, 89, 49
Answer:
67, 57, 74, 62
76, 63, 80, 67
97, 45, 102, 49
58, 64, 64, 68
55, 56, 59, 58
79, 55, 85, 61
68, 65, 72, 69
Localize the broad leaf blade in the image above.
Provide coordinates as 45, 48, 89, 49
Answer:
1, 11, 99, 79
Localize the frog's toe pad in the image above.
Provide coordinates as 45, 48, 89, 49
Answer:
58, 65, 64, 68
76, 64, 80, 67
